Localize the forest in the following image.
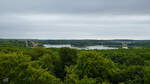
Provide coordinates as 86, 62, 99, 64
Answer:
0, 40, 149, 84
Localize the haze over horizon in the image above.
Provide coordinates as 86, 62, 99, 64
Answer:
0, 0, 150, 40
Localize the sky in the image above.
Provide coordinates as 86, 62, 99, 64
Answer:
0, 0, 150, 40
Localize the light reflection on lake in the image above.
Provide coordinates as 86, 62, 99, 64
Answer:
44, 44, 118, 50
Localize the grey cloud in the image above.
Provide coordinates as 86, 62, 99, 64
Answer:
0, 0, 150, 39
0, 0, 150, 15
0, 14, 150, 39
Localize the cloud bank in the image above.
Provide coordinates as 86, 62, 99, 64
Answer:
0, 0, 150, 39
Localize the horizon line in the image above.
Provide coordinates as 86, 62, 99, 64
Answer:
1, 38, 150, 40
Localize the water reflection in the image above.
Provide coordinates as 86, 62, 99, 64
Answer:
44, 44, 118, 50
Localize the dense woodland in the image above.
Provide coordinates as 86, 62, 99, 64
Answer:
0, 40, 149, 84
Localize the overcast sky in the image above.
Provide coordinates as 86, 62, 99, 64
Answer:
0, 0, 150, 39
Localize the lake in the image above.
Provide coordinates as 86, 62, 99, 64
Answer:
44, 44, 118, 50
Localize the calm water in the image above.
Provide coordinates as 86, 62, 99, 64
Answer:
44, 44, 118, 50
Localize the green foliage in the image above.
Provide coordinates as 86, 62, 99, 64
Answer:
24, 47, 52, 60
65, 51, 119, 84
117, 66, 143, 84
77, 51, 118, 79
0, 53, 31, 80
58, 47, 78, 79
0, 45, 148, 84
144, 66, 150, 84
59, 47, 78, 66
38, 54, 55, 74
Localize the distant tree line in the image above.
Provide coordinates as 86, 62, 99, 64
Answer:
1, 39, 150, 48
